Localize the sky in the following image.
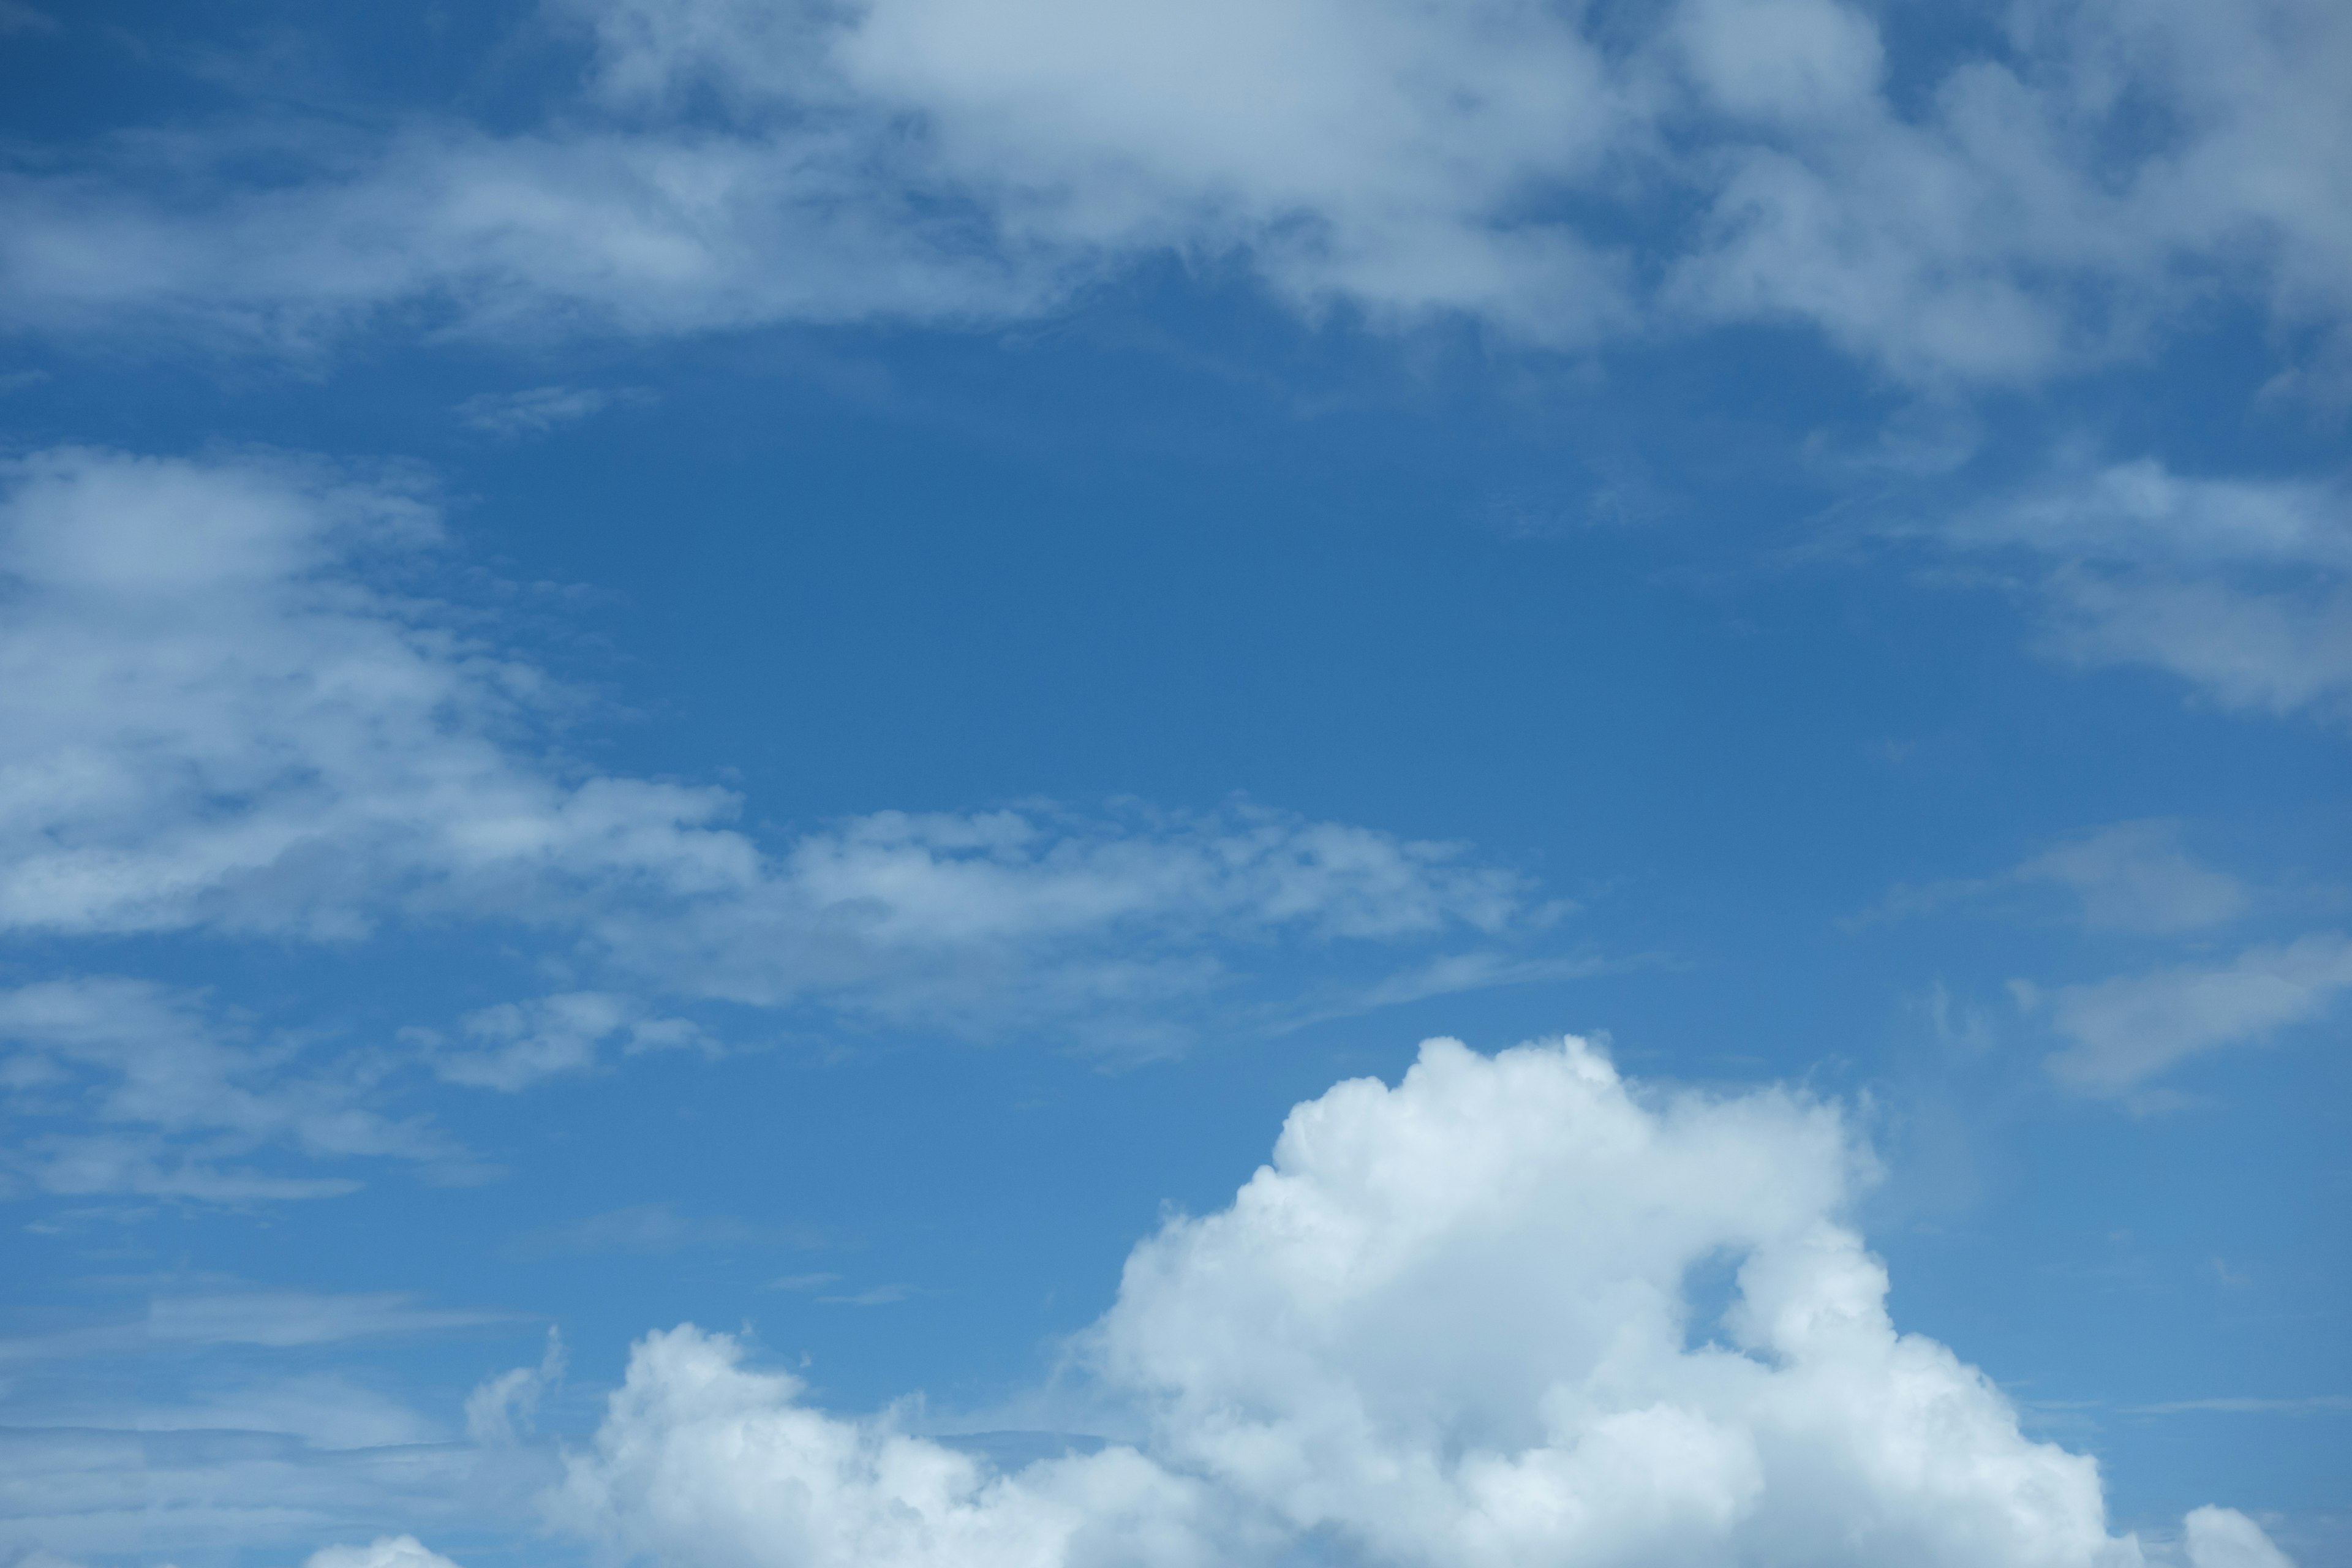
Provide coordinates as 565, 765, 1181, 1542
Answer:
0, 1, 2346, 1566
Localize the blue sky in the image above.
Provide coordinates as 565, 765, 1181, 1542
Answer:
0, 1, 2346, 1566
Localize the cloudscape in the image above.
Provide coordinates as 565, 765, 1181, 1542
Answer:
0, 2, 2343, 1566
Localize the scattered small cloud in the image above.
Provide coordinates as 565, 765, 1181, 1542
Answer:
1859, 820, 2251, 935
2036, 932, 2352, 1093
454, 385, 654, 438
1901, 458, 2352, 721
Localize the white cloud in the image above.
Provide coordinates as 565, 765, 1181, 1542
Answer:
2041, 933, 2352, 1093
1915, 459, 2352, 718
423, 992, 709, 1091
454, 385, 652, 437
0, 1295, 540, 1564
304, 1538, 468, 1568
0, 446, 1563, 1061
2185, 1508, 2296, 1568
0, 977, 470, 1200
1867, 819, 2252, 935
466, 1330, 567, 1446
549, 1035, 2290, 1567
0, 1287, 519, 1363
1, 0, 2347, 382
2018, 822, 2250, 935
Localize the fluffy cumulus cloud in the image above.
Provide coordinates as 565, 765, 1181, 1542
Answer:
0, 446, 1559, 1066
548, 1036, 2290, 1567
2, 0, 2348, 382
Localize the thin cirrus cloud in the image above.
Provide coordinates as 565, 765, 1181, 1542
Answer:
0, 976, 476, 1203
0, 1288, 541, 1563
1862, 818, 2253, 936
453, 385, 655, 439
2035, 932, 2352, 1095
1, 0, 2347, 386
508, 1202, 818, 1257
0, 445, 1571, 1079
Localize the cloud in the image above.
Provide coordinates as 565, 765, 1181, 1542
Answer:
304, 1539, 468, 1568
2185, 1509, 2296, 1568
0, 977, 472, 1201
1921, 459, 2352, 718
548, 1035, 2288, 1567
510, 1203, 812, 1257
0, 1287, 521, 1363
424, 993, 710, 1091
2040, 933, 2352, 1093
0, 2, 58, 37
0, 446, 1567, 1059
1866, 820, 2252, 935
29, 1374, 445, 1452
466, 1330, 567, 1446
2127, 1396, 2352, 1415
2, 0, 2348, 383
2015, 823, 2252, 935
0, 1290, 543, 1562
454, 386, 652, 438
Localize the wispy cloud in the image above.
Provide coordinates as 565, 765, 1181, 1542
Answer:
1, 0, 2346, 388
454, 385, 652, 438
2034, 932, 2352, 1094
2124, 1395, 2352, 1416
1902, 458, 2352, 720
0, 978, 478, 1202
0, 447, 1578, 1063
1861, 820, 2252, 935
0, 1286, 522, 1363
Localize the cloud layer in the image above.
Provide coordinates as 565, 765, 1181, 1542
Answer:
4, 0, 2348, 383
0, 445, 1566, 1075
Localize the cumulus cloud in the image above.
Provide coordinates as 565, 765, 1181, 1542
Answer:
0, 445, 1563, 1061
2185, 1509, 2297, 1568
2039, 933, 2352, 1093
549, 1035, 2290, 1567
1, 0, 2348, 382
1913, 458, 2352, 718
